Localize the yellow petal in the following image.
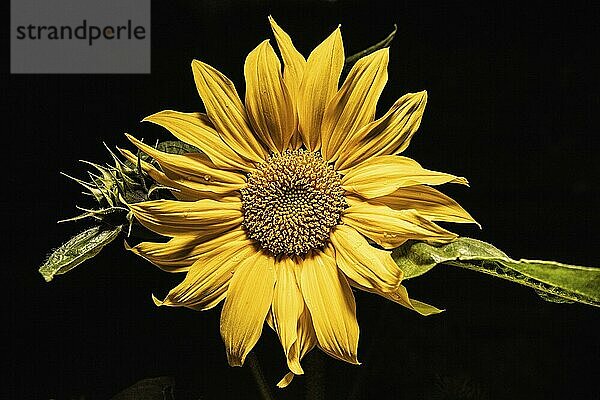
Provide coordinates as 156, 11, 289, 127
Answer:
381, 285, 445, 316
272, 257, 304, 375
155, 238, 255, 311
125, 236, 201, 273
297, 27, 344, 151
268, 17, 305, 153
363, 185, 479, 226
294, 308, 317, 364
126, 134, 246, 194
336, 91, 427, 170
321, 48, 389, 161
119, 148, 210, 201
142, 110, 253, 172
330, 224, 403, 292
342, 201, 457, 249
277, 372, 295, 389
220, 251, 276, 366
245, 40, 296, 152
276, 309, 317, 388
191, 60, 268, 162
342, 155, 468, 199
126, 227, 248, 273
349, 279, 444, 316
265, 309, 275, 331
269, 16, 306, 101
289, 131, 303, 149
300, 249, 359, 364
128, 197, 243, 237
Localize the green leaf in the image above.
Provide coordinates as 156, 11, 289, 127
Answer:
534, 290, 574, 304
392, 238, 600, 307
39, 225, 122, 282
110, 376, 175, 400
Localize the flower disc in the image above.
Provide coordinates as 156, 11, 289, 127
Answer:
241, 150, 345, 256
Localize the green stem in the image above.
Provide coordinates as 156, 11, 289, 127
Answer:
343, 24, 397, 73
247, 352, 275, 400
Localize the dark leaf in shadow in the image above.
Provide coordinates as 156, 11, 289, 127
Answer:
110, 377, 175, 400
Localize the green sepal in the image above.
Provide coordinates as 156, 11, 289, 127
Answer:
392, 238, 600, 307
39, 224, 122, 282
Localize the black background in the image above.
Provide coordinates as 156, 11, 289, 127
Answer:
4, 1, 599, 399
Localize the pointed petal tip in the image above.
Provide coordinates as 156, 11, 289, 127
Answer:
420, 307, 445, 316
348, 351, 361, 365
276, 372, 295, 388
125, 134, 154, 154
268, 15, 280, 30
329, 351, 360, 365
139, 112, 157, 123
373, 46, 390, 57
333, 24, 342, 37
123, 132, 137, 143
141, 113, 155, 123
151, 294, 164, 307
190, 59, 206, 73
323, 24, 342, 39
338, 353, 360, 365
407, 90, 427, 104
115, 146, 132, 159
254, 38, 271, 49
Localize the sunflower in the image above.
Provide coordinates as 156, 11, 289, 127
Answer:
121, 16, 476, 387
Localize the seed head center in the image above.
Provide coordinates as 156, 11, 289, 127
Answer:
240, 150, 345, 256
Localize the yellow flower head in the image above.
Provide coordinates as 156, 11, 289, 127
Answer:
122, 17, 476, 387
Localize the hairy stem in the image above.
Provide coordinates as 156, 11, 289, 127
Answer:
247, 352, 274, 400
